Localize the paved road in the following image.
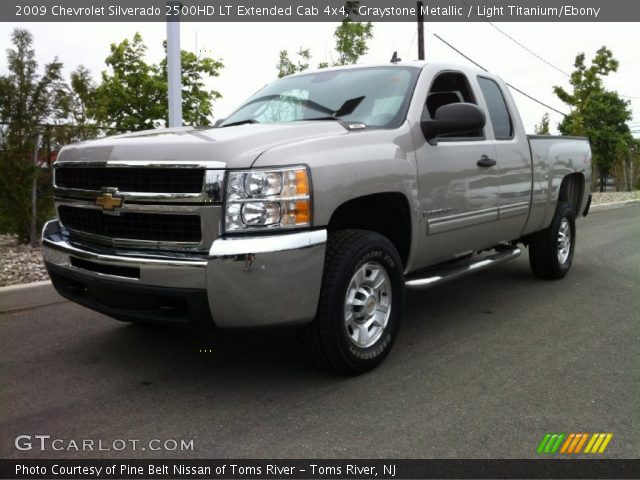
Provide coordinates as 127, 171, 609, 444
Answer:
1, 205, 638, 459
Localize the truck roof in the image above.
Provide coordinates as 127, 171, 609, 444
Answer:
286, 61, 491, 79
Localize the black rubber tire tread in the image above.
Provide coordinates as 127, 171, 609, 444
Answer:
303, 229, 404, 375
529, 201, 576, 280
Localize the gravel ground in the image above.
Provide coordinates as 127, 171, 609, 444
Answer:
591, 190, 640, 204
0, 191, 638, 287
0, 235, 49, 287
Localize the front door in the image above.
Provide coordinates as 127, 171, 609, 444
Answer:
414, 70, 501, 266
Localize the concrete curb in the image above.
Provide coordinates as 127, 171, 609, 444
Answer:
0, 280, 65, 313
590, 199, 640, 212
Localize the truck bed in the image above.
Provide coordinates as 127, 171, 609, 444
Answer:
524, 135, 591, 235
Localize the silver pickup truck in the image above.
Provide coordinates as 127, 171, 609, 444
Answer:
42, 61, 592, 374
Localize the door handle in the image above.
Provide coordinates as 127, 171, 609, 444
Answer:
477, 155, 496, 167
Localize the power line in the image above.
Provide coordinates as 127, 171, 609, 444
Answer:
507, 83, 569, 118
432, 33, 568, 117
460, 0, 571, 78
473, 16, 640, 101
431, 33, 488, 72
483, 21, 571, 78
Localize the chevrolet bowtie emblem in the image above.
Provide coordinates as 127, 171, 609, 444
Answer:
95, 192, 124, 211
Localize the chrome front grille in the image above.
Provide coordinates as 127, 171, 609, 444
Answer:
58, 206, 202, 243
53, 161, 225, 252
55, 167, 205, 194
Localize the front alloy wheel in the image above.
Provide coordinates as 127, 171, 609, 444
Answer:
344, 261, 392, 349
303, 229, 404, 375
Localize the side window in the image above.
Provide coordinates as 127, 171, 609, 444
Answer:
477, 77, 513, 140
426, 71, 482, 138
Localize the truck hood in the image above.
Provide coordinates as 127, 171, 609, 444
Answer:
57, 122, 350, 168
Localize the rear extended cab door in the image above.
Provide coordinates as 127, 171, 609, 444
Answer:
475, 74, 533, 242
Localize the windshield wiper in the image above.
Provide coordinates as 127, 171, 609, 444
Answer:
334, 96, 365, 117
237, 94, 335, 116
301, 116, 341, 121
222, 96, 367, 126
219, 119, 260, 128
301, 96, 367, 123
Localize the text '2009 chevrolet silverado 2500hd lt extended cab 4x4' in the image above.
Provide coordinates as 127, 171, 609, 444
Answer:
42, 61, 592, 374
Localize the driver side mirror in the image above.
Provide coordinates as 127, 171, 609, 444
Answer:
214, 118, 226, 127
420, 103, 485, 144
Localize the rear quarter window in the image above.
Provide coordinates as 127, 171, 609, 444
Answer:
477, 77, 513, 140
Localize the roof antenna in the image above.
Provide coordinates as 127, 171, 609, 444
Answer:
390, 51, 401, 63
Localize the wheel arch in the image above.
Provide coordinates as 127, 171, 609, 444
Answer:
327, 192, 412, 269
558, 172, 585, 217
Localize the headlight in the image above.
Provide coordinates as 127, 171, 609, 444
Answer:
225, 166, 311, 232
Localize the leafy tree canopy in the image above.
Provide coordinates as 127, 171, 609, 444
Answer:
0, 28, 62, 241
92, 33, 223, 131
276, 2, 373, 76
535, 112, 550, 135
553, 47, 633, 180
333, 4, 373, 67
276, 48, 311, 78
1, 28, 64, 149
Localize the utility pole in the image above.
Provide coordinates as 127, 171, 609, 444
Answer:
167, 1, 182, 128
417, 1, 425, 60
30, 133, 42, 248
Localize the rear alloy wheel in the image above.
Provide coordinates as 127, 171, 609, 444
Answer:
303, 229, 404, 375
529, 201, 576, 279
556, 217, 572, 265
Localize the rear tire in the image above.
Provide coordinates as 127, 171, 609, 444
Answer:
303, 229, 404, 375
529, 201, 575, 279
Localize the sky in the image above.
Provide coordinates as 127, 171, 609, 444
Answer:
1, 21, 639, 135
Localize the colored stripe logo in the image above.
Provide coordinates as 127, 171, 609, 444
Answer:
537, 433, 613, 454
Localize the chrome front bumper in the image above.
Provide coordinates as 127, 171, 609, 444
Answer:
42, 220, 326, 327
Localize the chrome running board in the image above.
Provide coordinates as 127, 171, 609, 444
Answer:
405, 247, 521, 289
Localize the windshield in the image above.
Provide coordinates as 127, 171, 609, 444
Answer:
220, 66, 420, 128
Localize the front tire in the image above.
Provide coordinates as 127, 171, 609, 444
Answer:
529, 201, 576, 279
303, 229, 404, 375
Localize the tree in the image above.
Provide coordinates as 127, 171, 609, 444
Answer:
613, 137, 640, 192
158, 42, 224, 125
67, 66, 98, 139
632, 140, 640, 190
535, 113, 550, 135
91, 33, 164, 131
554, 47, 619, 118
553, 47, 633, 191
276, 48, 311, 78
92, 33, 223, 131
0, 28, 62, 242
580, 89, 632, 188
333, 2, 373, 66
0, 77, 10, 151
274, 2, 374, 75
48, 65, 99, 145
332, 21, 373, 66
